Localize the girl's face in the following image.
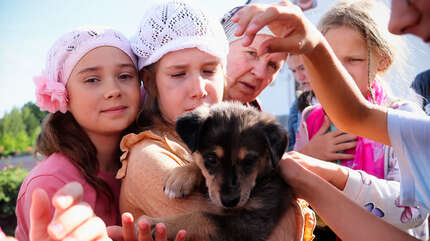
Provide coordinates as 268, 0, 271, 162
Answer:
67, 46, 140, 137
324, 26, 382, 97
154, 48, 224, 123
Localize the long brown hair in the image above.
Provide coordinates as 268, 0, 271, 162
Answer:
35, 111, 123, 203
136, 63, 161, 130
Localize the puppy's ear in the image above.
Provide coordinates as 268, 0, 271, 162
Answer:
176, 107, 210, 152
261, 121, 288, 168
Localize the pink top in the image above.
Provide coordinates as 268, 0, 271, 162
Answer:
15, 153, 120, 241
295, 79, 387, 179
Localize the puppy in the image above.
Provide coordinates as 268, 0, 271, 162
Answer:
147, 102, 294, 241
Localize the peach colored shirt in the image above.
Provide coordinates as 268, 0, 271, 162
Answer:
117, 119, 315, 241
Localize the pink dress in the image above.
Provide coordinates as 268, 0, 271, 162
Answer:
15, 153, 120, 241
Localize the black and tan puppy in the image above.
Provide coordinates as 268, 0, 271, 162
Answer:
147, 102, 294, 241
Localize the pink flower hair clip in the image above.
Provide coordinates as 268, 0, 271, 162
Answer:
34, 72, 68, 113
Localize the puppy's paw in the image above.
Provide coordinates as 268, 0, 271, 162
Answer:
164, 164, 202, 199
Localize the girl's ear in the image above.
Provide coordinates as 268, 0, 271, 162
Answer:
376, 53, 390, 73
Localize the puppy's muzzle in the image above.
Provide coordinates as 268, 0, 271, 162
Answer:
221, 192, 241, 207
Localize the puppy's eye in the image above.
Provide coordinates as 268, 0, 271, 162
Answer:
241, 154, 257, 174
203, 153, 218, 171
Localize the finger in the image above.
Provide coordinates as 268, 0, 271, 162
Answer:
234, 5, 258, 43
137, 218, 153, 241
52, 182, 84, 211
328, 153, 355, 160
334, 133, 358, 144
313, 115, 331, 137
154, 223, 167, 241
48, 202, 94, 240
121, 212, 137, 241
243, 6, 281, 46
64, 216, 109, 241
174, 230, 187, 241
333, 141, 357, 152
29, 188, 51, 241
328, 129, 345, 138
107, 226, 124, 241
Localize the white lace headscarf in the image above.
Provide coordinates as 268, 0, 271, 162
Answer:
131, 0, 229, 70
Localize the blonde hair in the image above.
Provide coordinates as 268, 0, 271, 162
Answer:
318, 0, 416, 102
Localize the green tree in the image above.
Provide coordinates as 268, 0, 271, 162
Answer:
22, 105, 39, 137
23, 102, 47, 124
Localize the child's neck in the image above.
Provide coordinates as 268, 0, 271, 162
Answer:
87, 132, 121, 173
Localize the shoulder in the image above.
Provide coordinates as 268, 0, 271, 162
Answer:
388, 100, 424, 114
17, 153, 85, 201
415, 69, 430, 81
117, 130, 185, 180
301, 104, 322, 122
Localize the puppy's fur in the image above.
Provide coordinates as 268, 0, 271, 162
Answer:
148, 102, 294, 241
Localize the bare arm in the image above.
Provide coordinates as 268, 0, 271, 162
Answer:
280, 152, 418, 241
302, 40, 390, 145
233, 1, 391, 145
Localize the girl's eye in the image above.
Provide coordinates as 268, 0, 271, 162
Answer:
268, 62, 278, 70
349, 58, 363, 62
84, 78, 99, 83
119, 73, 133, 80
171, 72, 185, 78
203, 69, 216, 75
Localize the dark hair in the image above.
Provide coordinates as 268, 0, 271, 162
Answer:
35, 111, 134, 204
297, 91, 315, 113
135, 64, 162, 130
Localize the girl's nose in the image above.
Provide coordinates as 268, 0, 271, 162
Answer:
104, 80, 122, 99
388, 0, 421, 35
190, 75, 208, 99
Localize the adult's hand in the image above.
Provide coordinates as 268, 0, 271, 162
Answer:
232, 1, 323, 55
299, 116, 357, 161
107, 213, 186, 241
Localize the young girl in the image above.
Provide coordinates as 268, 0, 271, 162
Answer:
15, 26, 141, 241
116, 1, 315, 240
293, 0, 428, 239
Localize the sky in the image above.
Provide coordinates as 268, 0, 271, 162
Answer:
1, 0, 429, 117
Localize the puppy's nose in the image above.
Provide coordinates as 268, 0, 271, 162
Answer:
221, 195, 240, 207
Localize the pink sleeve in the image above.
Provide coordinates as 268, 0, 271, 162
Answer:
15, 175, 66, 241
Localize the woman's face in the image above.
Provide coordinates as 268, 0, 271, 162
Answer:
324, 26, 382, 97
67, 46, 140, 137
154, 48, 224, 123
225, 35, 286, 104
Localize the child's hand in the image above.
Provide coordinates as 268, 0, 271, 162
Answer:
280, 151, 349, 197
232, 1, 322, 55
107, 213, 187, 241
30, 182, 110, 241
299, 116, 357, 161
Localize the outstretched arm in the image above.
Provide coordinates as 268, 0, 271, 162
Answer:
233, 1, 390, 145
280, 152, 419, 241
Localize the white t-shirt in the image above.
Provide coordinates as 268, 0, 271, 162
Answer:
388, 108, 430, 212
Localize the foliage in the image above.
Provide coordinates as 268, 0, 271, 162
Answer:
0, 166, 28, 217
0, 165, 28, 235
0, 102, 47, 156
